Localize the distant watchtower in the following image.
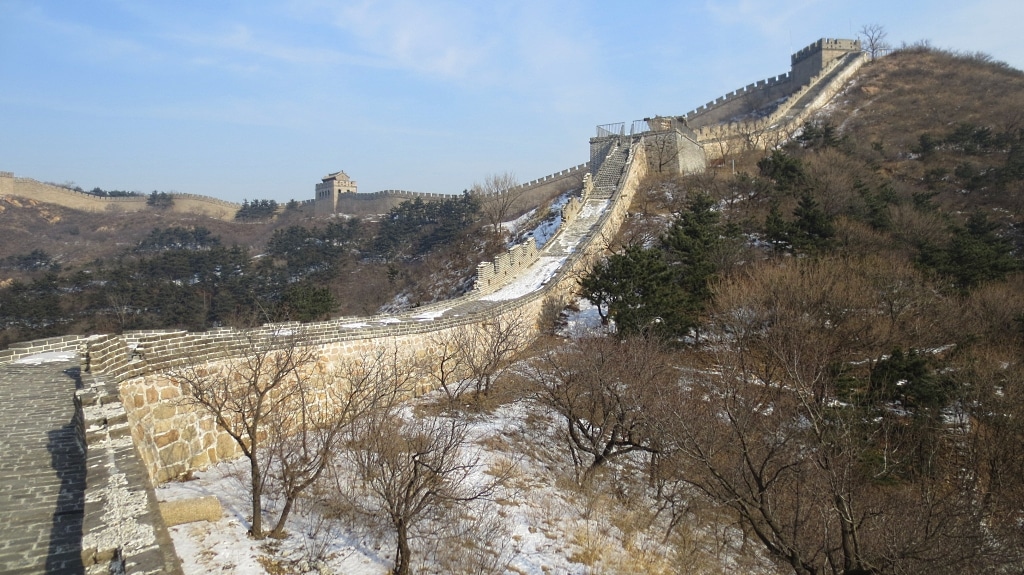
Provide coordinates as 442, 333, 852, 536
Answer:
790, 38, 861, 86
314, 170, 357, 216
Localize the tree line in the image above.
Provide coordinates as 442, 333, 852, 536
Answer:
0, 193, 491, 348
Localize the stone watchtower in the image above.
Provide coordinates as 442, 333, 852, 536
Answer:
790, 38, 862, 86
314, 170, 357, 216
641, 116, 706, 175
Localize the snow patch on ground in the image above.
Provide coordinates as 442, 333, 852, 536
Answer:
479, 257, 565, 302
558, 299, 609, 338
411, 308, 449, 321
12, 351, 77, 365
158, 391, 756, 575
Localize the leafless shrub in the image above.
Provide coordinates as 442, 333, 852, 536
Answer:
340, 411, 506, 575
527, 335, 673, 478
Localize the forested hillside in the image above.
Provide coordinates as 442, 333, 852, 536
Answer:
0, 191, 517, 348
569, 45, 1024, 573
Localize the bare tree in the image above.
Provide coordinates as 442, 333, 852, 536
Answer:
106, 291, 133, 331
648, 257, 1015, 574
428, 311, 530, 403
529, 335, 672, 475
859, 24, 890, 61
460, 311, 530, 397
263, 345, 407, 537
344, 412, 500, 575
472, 172, 522, 236
426, 328, 472, 406
172, 331, 318, 539
643, 132, 680, 174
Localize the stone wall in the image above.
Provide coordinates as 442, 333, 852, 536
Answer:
698, 50, 867, 160
683, 73, 797, 130
641, 129, 707, 175
329, 164, 589, 217
66, 138, 647, 485
791, 38, 862, 86
473, 239, 540, 294
683, 38, 861, 132
0, 172, 241, 221
0, 334, 86, 364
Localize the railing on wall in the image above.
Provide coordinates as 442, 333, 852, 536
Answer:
596, 123, 626, 138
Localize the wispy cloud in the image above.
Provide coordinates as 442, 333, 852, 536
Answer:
7, 2, 163, 65
174, 23, 347, 68
318, 0, 493, 78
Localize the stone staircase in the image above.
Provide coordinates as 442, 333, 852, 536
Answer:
774, 52, 863, 127
591, 142, 630, 198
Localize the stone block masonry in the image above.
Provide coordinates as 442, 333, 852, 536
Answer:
683, 37, 862, 136
0, 356, 180, 574
327, 164, 589, 217
473, 239, 540, 294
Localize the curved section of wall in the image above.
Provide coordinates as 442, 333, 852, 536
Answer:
70, 145, 644, 484
0, 173, 241, 221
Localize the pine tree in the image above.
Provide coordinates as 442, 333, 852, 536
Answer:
580, 244, 689, 337
790, 193, 835, 252
660, 193, 722, 307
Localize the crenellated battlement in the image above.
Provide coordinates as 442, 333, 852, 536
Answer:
679, 37, 862, 133
683, 72, 793, 122
792, 38, 862, 66
316, 164, 590, 217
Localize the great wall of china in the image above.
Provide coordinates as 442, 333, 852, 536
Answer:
0, 38, 868, 573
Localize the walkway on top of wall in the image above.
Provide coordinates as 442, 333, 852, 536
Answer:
771, 52, 864, 128
329, 185, 615, 327
0, 355, 86, 574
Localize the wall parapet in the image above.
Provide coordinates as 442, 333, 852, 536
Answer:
342, 163, 591, 201
473, 238, 540, 294
792, 38, 861, 65
696, 50, 866, 158
683, 72, 794, 122
0, 335, 86, 364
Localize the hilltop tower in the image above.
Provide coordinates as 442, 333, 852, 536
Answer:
790, 38, 861, 86
314, 170, 357, 216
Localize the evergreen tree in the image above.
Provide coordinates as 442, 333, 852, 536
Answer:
928, 212, 1020, 290
764, 201, 792, 253
580, 244, 689, 338
790, 193, 835, 252
660, 193, 722, 307
279, 282, 336, 322
870, 348, 950, 410
757, 149, 807, 193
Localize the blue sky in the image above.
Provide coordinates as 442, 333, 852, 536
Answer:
1, 1, 1020, 203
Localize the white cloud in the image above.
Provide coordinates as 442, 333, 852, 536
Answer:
322, 0, 493, 78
